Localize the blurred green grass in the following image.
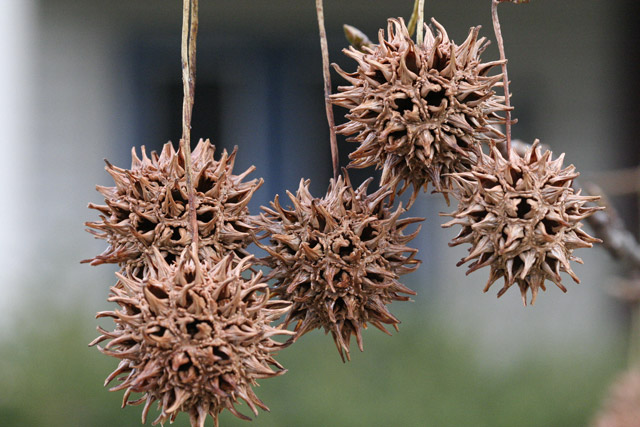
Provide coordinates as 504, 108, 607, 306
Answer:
0, 303, 625, 427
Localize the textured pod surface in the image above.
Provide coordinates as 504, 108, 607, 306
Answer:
255, 175, 422, 361
332, 17, 507, 204
84, 139, 262, 270
90, 248, 292, 427
443, 141, 601, 305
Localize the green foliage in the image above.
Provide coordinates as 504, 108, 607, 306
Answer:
0, 305, 624, 426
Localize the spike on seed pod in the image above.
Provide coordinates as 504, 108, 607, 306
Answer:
83, 139, 263, 271
90, 246, 293, 427
254, 173, 422, 361
442, 140, 602, 305
331, 17, 508, 204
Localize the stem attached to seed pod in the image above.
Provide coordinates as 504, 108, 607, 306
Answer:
491, 0, 515, 160
407, 0, 420, 37
416, 0, 425, 45
181, 0, 199, 246
316, 0, 339, 181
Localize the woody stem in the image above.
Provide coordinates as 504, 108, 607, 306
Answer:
181, 0, 199, 247
416, 0, 425, 45
315, 0, 339, 181
491, 0, 512, 160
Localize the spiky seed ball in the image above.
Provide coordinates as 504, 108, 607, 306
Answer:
255, 175, 422, 361
442, 141, 601, 305
90, 247, 292, 427
332, 17, 507, 204
84, 139, 262, 271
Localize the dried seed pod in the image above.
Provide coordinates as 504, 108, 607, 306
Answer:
90, 247, 292, 427
594, 368, 640, 427
443, 141, 601, 305
84, 139, 262, 271
255, 174, 422, 361
332, 17, 507, 204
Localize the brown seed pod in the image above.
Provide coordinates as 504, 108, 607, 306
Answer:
84, 139, 262, 271
90, 247, 292, 427
442, 141, 601, 305
254, 174, 422, 361
332, 17, 507, 204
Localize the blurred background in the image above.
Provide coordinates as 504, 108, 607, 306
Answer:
1, 0, 638, 425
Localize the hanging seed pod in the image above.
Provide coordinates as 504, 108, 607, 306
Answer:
442, 141, 601, 305
254, 174, 422, 361
84, 139, 262, 272
332, 17, 507, 204
90, 247, 292, 427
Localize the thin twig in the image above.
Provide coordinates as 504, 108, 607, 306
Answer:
583, 181, 640, 367
416, 0, 425, 45
491, 0, 512, 160
181, 0, 199, 247
315, 0, 339, 181
583, 182, 640, 271
587, 166, 640, 196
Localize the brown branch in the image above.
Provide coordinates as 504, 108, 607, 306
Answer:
181, 0, 199, 247
315, 0, 339, 181
587, 166, 640, 197
491, 0, 513, 160
416, 0, 425, 45
583, 182, 640, 271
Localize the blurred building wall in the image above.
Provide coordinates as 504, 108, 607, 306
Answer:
0, 0, 37, 327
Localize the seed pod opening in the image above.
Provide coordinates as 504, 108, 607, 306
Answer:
443, 141, 601, 305
332, 17, 507, 204
255, 174, 422, 361
84, 139, 262, 272
90, 247, 292, 426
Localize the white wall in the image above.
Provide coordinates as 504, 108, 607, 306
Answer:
0, 0, 37, 331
